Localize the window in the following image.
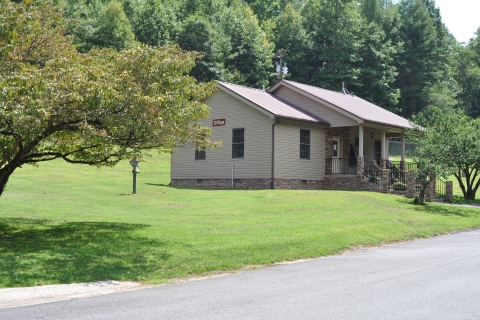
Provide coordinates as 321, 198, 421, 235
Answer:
195, 149, 206, 160
300, 129, 310, 159
232, 128, 244, 159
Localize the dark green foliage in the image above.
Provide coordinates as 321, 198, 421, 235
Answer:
176, 17, 221, 82
273, 3, 310, 82
300, 0, 399, 110
219, 1, 274, 88
395, 0, 446, 117
90, 1, 136, 50
41, 0, 480, 118
133, 0, 179, 47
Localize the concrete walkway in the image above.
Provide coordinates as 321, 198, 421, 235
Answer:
0, 280, 147, 309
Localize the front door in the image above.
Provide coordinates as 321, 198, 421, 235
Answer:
374, 140, 381, 164
332, 138, 342, 173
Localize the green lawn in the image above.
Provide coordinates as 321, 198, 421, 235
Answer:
1, 153, 480, 288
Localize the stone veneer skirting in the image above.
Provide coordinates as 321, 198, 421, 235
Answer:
171, 176, 381, 191
323, 176, 381, 191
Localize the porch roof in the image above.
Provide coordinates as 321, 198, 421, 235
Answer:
217, 81, 329, 125
268, 80, 412, 130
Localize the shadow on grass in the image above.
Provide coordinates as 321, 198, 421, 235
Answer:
395, 197, 480, 217
452, 195, 480, 205
145, 183, 170, 187
0, 218, 171, 288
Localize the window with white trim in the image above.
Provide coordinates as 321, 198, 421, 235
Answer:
232, 128, 244, 159
300, 129, 310, 160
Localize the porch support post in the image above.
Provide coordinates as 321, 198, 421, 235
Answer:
380, 130, 386, 169
400, 131, 406, 171
359, 125, 364, 157
357, 125, 364, 177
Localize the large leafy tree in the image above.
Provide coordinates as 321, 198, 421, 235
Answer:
408, 111, 480, 202
0, 1, 218, 196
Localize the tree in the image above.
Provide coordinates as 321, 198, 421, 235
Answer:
407, 110, 480, 203
176, 16, 221, 82
454, 31, 480, 118
0, 1, 219, 196
395, 0, 447, 117
89, 1, 136, 50
220, 1, 274, 88
273, 3, 310, 82
133, 0, 179, 47
301, 0, 399, 110
302, 0, 364, 90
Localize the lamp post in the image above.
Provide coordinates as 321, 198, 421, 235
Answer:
130, 157, 140, 194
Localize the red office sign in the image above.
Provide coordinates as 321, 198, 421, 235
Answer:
212, 118, 226, 126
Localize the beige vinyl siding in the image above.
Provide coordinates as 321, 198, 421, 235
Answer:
274, 120, 325, 180
274, 86, 358, 127
171, 90, 273, 179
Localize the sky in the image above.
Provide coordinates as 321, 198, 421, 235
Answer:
434, 0, 480, 44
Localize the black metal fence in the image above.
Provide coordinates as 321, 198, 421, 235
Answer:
389, 165, 407, 191
390, 161, 418, 172
325, 158, 356, 174
363, 159, 382, 184
436, 178, 446, 199
415, 178, 423, 196
388, 141, 417, 157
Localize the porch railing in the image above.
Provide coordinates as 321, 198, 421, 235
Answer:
363, 159, 382, 184
325, 158, 356, 174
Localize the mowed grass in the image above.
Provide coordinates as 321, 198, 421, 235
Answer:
1, 153, 480, 288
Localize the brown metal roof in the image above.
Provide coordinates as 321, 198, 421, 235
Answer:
217, 81, 329, 125
272, 80, 411, 129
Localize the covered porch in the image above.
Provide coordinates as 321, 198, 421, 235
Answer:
324, 124, 407, 178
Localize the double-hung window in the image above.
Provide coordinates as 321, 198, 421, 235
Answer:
232, 128, 244, 159
300, 129, 310, 160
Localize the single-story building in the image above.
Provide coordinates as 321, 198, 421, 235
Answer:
171, 80, 412, 190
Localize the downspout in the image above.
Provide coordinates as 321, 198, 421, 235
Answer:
271, 118, 280, 189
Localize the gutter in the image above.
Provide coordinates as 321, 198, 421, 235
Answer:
271, 118, 280, 189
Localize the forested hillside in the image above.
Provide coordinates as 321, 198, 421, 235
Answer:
58, 0, 480, 119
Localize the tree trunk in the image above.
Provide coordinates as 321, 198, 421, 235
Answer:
417, 179, 432, 205
0, 166, 14, 197
464, 188, 476, 200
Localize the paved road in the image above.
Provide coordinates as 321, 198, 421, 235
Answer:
2, 229, 480, 319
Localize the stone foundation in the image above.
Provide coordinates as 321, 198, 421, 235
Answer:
323, 175, 381, 191
172, 176, 380, 191
274, 179, 324, 190
171, 178, 271, 189
171, 178, 325, 190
